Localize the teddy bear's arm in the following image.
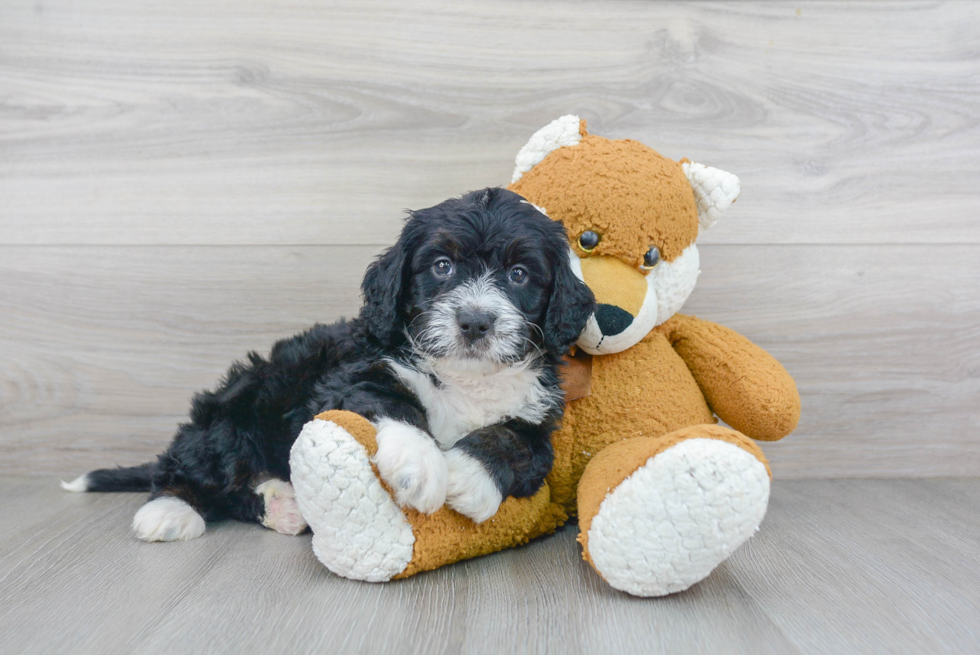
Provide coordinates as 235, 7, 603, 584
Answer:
661, 314, 800, 441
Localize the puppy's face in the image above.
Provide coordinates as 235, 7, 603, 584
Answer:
361, 188, 595, 364
404, 209, 554, 364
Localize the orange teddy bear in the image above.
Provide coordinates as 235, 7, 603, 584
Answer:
289, 116, 800, 596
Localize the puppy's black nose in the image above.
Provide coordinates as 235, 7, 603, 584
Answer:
457, 309, 495, 342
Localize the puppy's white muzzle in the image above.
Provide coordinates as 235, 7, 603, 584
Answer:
413, 274, 529, 364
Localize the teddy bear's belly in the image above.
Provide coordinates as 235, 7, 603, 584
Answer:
548, 333, 715, 510
574, 332, 714, 437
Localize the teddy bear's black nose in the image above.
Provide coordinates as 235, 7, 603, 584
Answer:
595, 304, 633, 336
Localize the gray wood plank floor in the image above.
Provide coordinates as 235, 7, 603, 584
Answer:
1, 478, 977, 654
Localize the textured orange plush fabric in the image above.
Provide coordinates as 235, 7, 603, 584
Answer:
578, 256, 647, 315
546, 329, 717, 511
393, 488, 566, 579
660, 315, 801, 441
509, 125, 699, 265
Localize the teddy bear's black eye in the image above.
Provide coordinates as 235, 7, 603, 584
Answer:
432, 257, 454, 277
641, 246, 661, 270
578, 231, 600, 252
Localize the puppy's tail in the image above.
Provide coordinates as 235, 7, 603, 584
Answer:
60, 462, 155, 493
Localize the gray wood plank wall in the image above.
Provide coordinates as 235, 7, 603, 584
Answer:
1, 0, 978, 478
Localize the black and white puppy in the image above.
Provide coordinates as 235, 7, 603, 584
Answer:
62, 188, 595, 541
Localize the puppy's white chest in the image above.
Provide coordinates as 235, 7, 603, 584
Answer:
389, 360, 552, 448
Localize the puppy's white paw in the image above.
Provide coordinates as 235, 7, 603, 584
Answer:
373, 418, 447, 514
445, 449, 502, 523
132, 497, 206, 542
255, 479, 307, 535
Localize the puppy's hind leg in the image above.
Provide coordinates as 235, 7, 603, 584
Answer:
217, 479, 308, 535
132, 480, 308, 540
133, 494, 207, 542
254, 479, 307, 536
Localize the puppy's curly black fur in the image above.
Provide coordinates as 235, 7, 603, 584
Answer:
71, 188, 595, 535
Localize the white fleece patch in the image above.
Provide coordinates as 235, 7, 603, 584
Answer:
60, 474, 89, 493
649, 242, 701, 324
445, 449, 502, 523
410, 273, 528, 365
573, 244, 701, 355
520, 199, 548, 216
132, 497, 207, 542
289, 419, 414, 582
682, 162, 740, 231
586, 438, 769, 597
567, 246, 585, 282
373, 418, 448, 514
511, 114, 582, 184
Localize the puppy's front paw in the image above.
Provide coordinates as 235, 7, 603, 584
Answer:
373, 419, 447, 514
445, 449, 503, 524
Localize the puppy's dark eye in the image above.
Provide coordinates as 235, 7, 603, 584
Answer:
432, 257, 454, 277
641, 245, 661, 270
508, 266, 528, 285
578, 231, 600, 253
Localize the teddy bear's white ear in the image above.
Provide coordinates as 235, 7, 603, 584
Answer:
511, 115, 583, 184
682, 162, 741, 231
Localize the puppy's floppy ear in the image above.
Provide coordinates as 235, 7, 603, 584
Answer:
544, 249, 596, 355
361, 239, 408, 345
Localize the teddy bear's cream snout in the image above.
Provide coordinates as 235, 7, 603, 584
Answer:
571, 251, 658, 355
578, 255, 647, 335
570, 244, 702, 356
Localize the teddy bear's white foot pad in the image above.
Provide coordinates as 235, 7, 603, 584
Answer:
289, 419, 414, 582
587, 438, 769, 597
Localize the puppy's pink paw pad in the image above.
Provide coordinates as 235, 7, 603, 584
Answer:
265, 496, 306, 535
255, 479, 308, 536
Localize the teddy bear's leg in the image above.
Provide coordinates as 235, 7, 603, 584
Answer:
289, 410, 415, 582
576, 424, 771, 597
289, 410, 567, 582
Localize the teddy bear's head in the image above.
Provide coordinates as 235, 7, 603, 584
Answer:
507, 115, 740, 355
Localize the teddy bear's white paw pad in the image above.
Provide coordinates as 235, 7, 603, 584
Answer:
255, 479, 307, 535
289, 419, 414, 582
587, 438, 769, 597
132, 497, 206, 542
445, 449, 503, 523
373, 419, 448, 515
